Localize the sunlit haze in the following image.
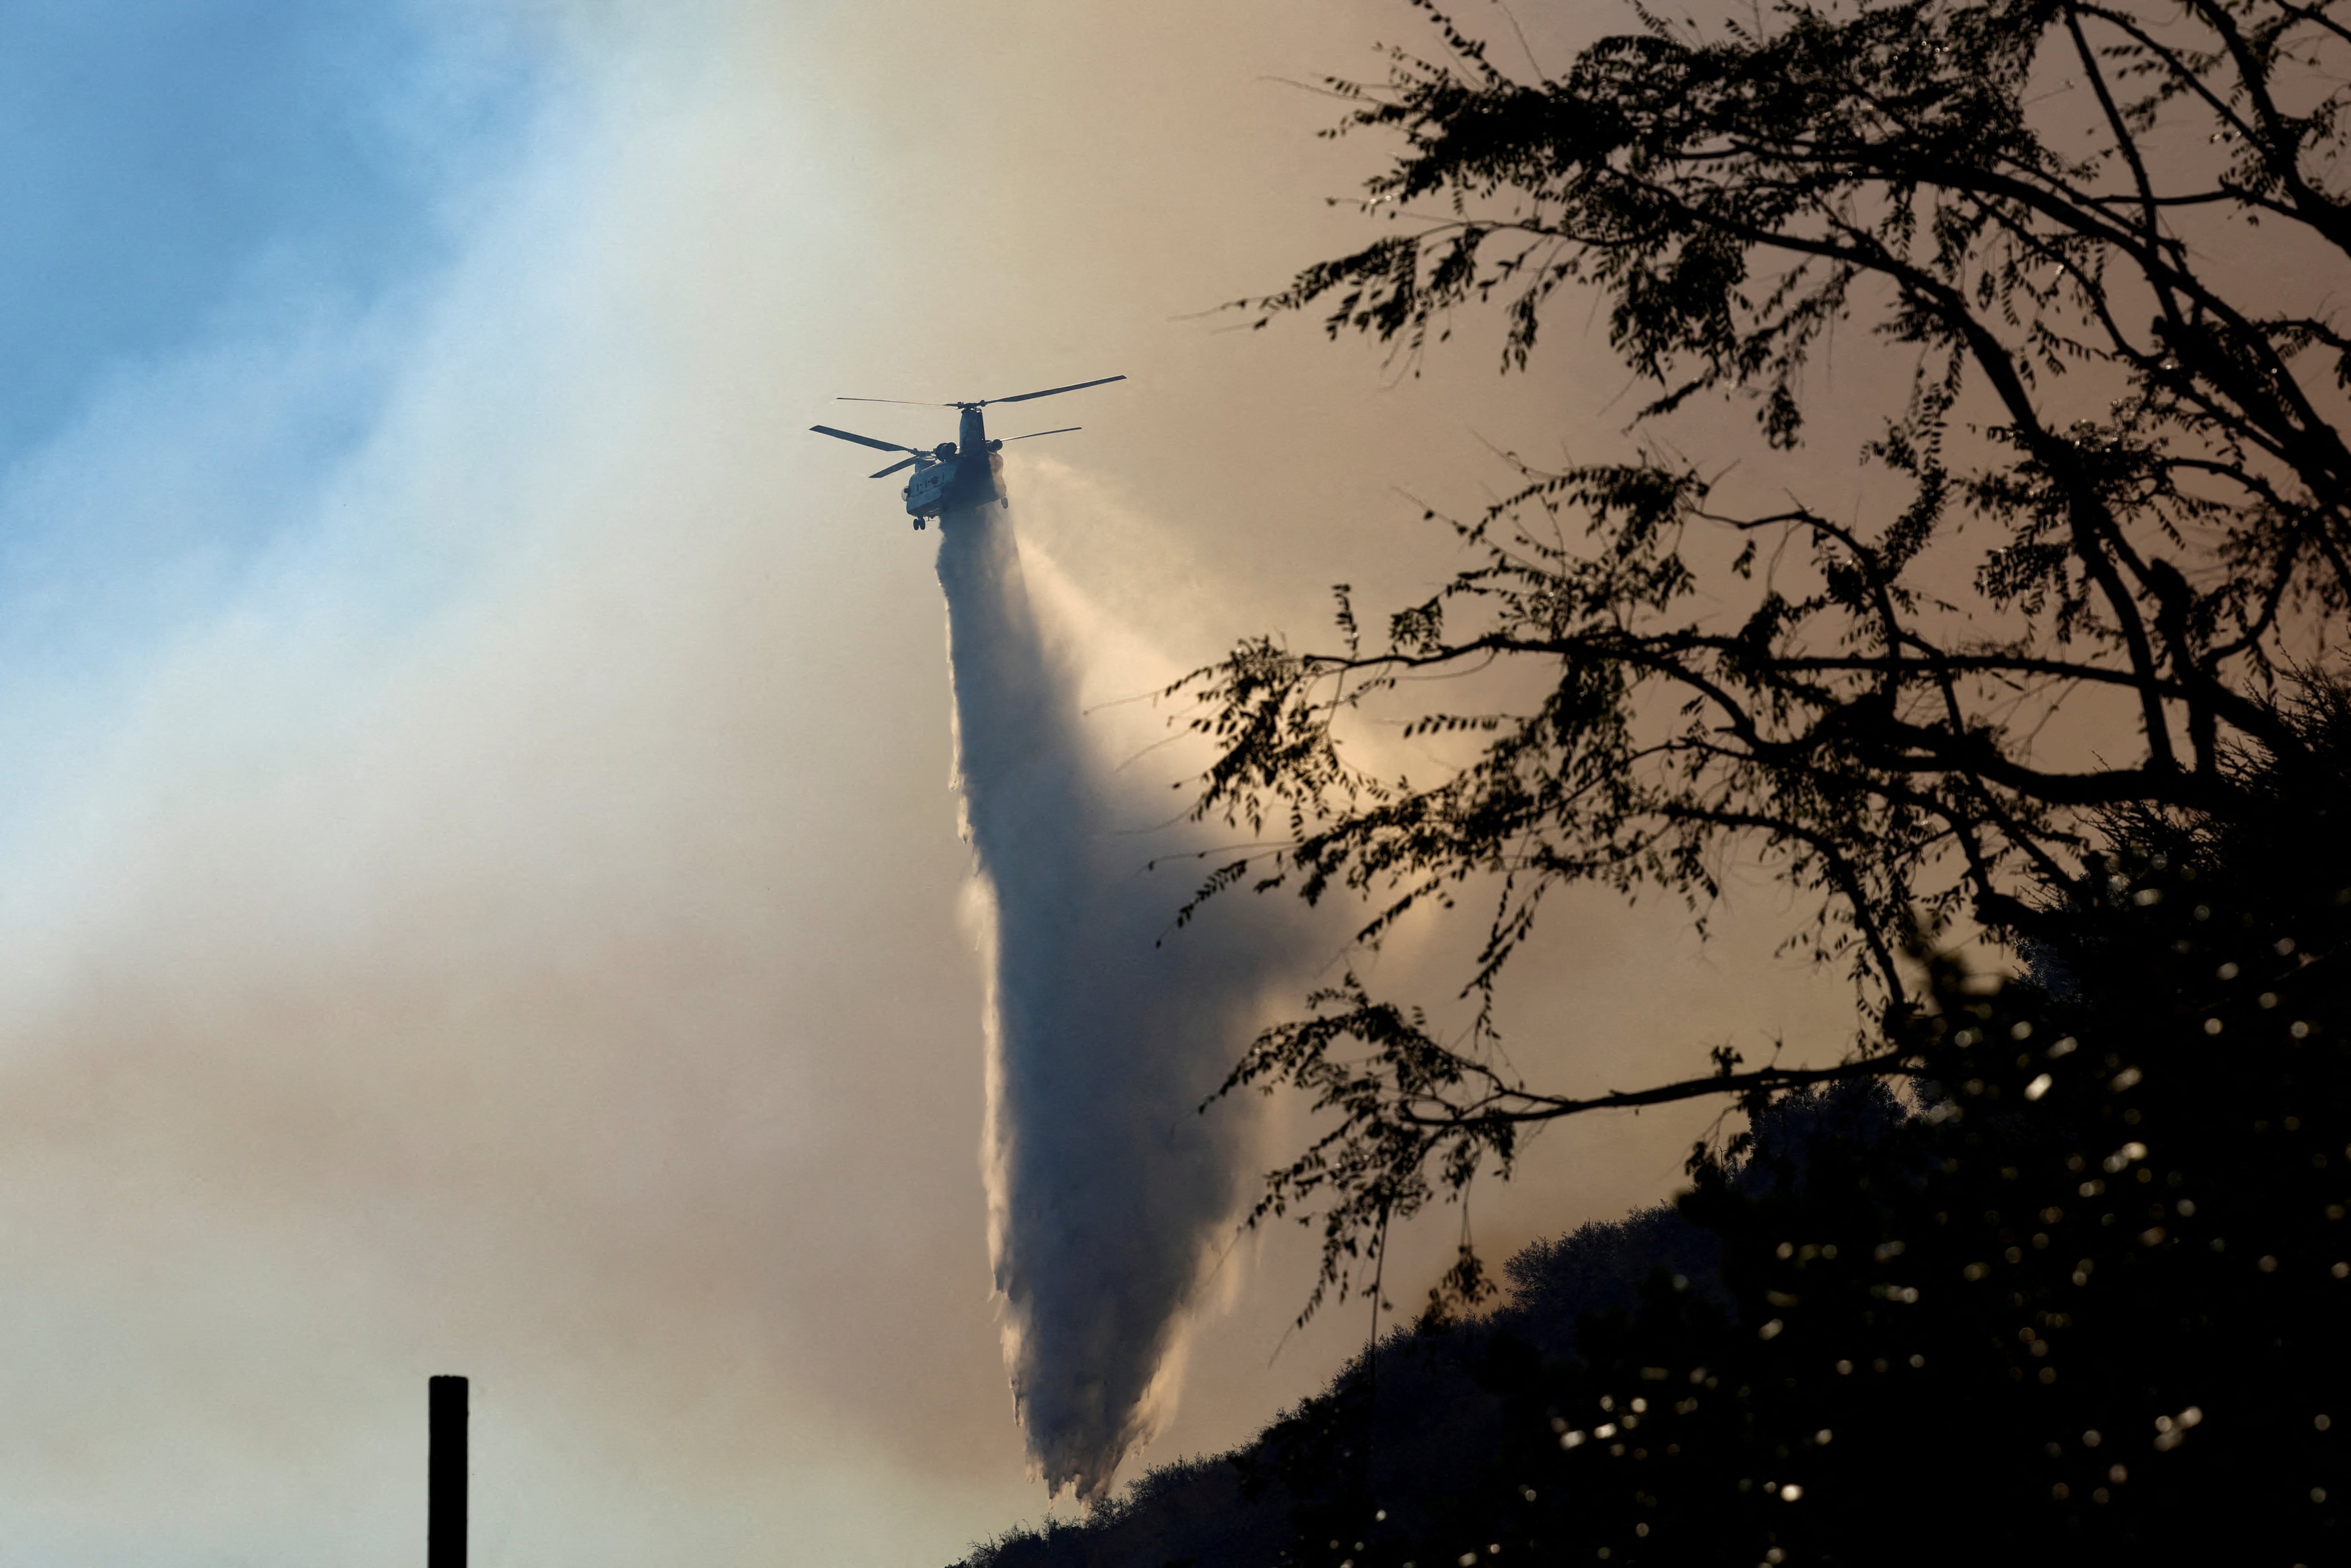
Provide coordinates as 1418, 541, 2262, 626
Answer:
0, 3, 1870, 1562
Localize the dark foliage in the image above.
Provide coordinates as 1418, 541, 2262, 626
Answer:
947, 4, 2351, 1554
1174, 0, 2351, 1321
956, 701, 2351, 1564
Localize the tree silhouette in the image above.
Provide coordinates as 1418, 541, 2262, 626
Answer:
1176, 0, 2351, 1317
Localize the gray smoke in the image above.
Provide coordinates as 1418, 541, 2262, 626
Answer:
936, 492, 1301, 1500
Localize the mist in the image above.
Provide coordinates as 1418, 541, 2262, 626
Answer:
0, 2, 1881, 1558
937, 489, 1310, 1499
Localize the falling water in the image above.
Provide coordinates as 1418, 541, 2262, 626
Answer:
935, 491, 1302, 1499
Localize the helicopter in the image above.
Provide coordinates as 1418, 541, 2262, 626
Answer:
810, 374, 1125, 528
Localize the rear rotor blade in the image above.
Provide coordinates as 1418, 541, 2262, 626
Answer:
1002, 426, 1081, 442
982, 374, 1126, 406
868, 457, 920, 478
836, 396, 947, 407
810, 424, 919, 454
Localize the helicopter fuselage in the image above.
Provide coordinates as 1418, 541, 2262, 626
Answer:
813, 374, 1119, 529
903, 406, 1006, 525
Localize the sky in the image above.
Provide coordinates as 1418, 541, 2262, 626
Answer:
0, 3, 1873, 1563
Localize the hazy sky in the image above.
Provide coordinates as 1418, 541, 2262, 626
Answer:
0, 3, 1868, 1563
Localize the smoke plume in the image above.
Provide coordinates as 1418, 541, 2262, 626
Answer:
936, 491, 1302, 1499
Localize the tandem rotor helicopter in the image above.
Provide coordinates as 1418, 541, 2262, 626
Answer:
809, 374, 1125, 528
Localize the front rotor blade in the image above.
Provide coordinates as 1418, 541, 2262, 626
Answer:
868, 457, 919, 478
983, 374, 1126, 405
810, 424, 916, 454
836, 396, 947, 407
1002, 426, 1081, 442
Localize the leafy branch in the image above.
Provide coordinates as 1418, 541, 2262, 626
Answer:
1182, 0, 2351, 1318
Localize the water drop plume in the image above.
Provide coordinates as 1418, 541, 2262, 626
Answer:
935, 494, 1301, 1500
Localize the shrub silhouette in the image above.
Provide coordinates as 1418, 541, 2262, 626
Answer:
955, 691, 2351, 1566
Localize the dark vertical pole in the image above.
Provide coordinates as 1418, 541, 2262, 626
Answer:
428, 1375, 467, 1568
